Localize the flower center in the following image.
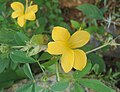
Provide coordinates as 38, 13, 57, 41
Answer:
65, 41, 73, 49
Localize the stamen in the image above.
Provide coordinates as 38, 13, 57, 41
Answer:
30, 1, 33, 6
78, 27, 82, 31
26, 0, 28, 9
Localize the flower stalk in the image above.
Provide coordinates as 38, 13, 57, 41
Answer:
86, 43, 109, 54
86, 36, 120, 54
11, 46, 24, 48
37, 60, 46, 75
56, 61, 60, 81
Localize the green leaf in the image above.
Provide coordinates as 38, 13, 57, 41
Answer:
81, 44, 93, 52
0, 70, 18, 83
15, 68, 27, 78
0, 69, 26, 89
0, 60, 9, 73
79, 79, 115, 92
76, 3, 103, 19
0, 81, 13, 89
92, 64, 99, 74
73, 60, 92, 78
28, 45, 47, 56
27, 21, 36, 28
16, 83, 33, 92
32, 84, 43, 92
51, 81, 69, 91
30, 34, 48, 45
0, 70, 25, 83
14, 32, 29, 45
16, 83, 43, 92
80, 22, 87, 29
88, 53, 106, 73
0, 54, 9, 73
97, 26, 105, 34
42, 60, 56, 68
39, 52, 52, 61
85, 26, 98, 34
0, 30, 16, 44
10, 61, 18, 70
10, 50, 36, 63
112, 72, 120, 78
42, 89, 49, 92
70, 20, 80, 29
23, 63, 34, 80
0, 15, 4, 21
34, 0, 44, 7
116, 62, 120, 71
72, 82, 84, 92
0, 89, 3, 92
36, 17, 46, 34
42, 58, 58, 68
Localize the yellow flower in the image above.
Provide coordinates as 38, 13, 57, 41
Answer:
47, 27, 90, 73
11, 1, 38, 27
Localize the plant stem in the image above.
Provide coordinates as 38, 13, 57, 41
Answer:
86, 43, 109, 54
11, 46, 24, 48
37, 60, 46, 75
112, 44, 120, 46
56, 61, 60, 81
86, 35, 120, 54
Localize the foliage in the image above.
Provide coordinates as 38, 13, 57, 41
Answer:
76, 3, 104, 19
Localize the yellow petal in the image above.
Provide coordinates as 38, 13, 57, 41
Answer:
68, 31, 90, 48
61, 49, 74, 73
17, 16, 26, 27
52, 27, 70, 41
11, 2, 24, 12
73, 50, 87, 70
27, 5, 38, 13
11, 11, 23, 18
47, 41, 67, 55
25, 11, 36, 20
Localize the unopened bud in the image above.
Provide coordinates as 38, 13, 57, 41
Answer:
30, 34, 48, 45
